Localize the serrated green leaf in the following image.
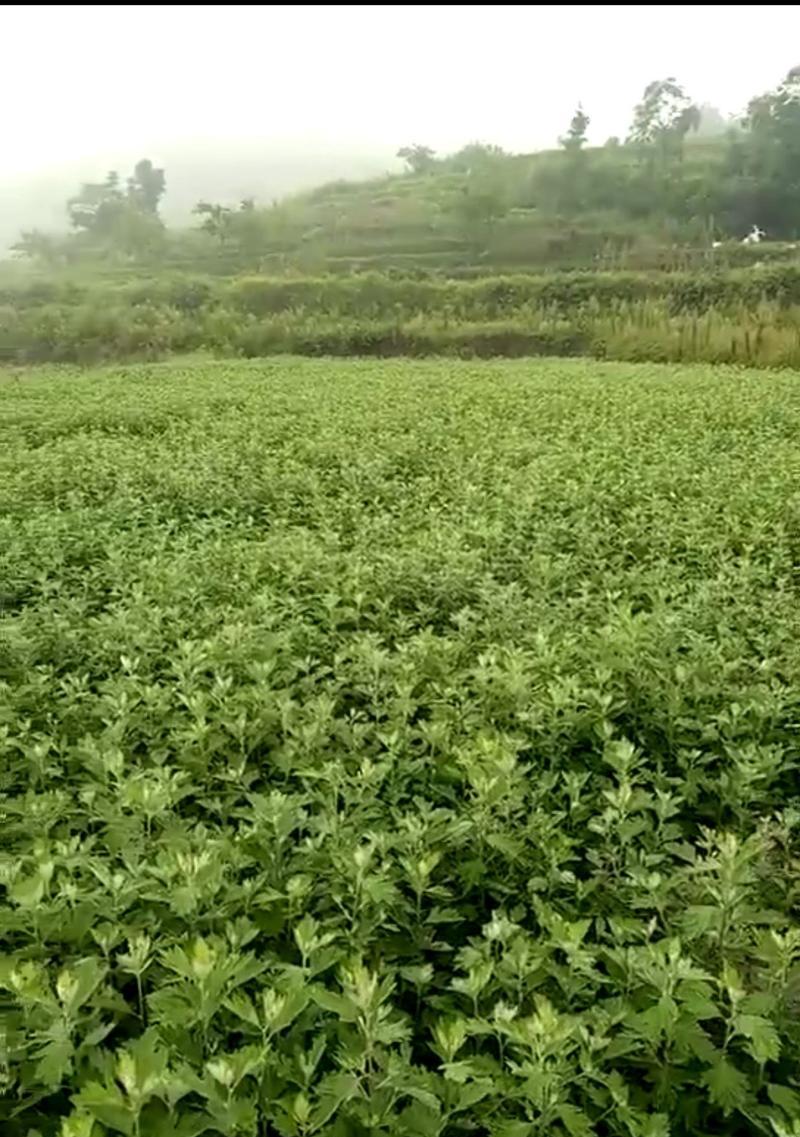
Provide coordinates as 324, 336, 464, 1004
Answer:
9, 870, 47, 908
676, 979, 719, 1020
493, 1123, 534, 1137
702, 1057, 750, 1115
681, 906, 719, 938
673, 1017, 718, 1064
73, 1081, 134, 1135
271, 983, 310, 1032
641, 1113, 670, 1137
734, 1013, 781, 1064
35, 1037, 74, 1087
57, 957, 107, 1016
557, 1102, 594, 1136
397, 1101, 442, 1137
442, 1060, 484, 1084
311, 1072, 360, 1129
310, 985, 358, 1021
768, 1084, 800, 1118
224, 991, 261, 1029
454, 1081, 491, 1112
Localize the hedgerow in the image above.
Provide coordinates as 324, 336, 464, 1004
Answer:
5, 267, 800, 367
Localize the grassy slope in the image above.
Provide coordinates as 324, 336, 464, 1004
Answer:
227, 140, 731, 274
1, 138, 732, 279
3, 357, 800, 1135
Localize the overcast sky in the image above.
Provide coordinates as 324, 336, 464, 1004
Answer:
2, 4, 800, 176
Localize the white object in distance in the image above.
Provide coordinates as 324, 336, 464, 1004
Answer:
742, 225, 765, 245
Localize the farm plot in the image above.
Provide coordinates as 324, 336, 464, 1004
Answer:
3, 357, 800, 1137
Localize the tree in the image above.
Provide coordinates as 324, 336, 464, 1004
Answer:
67, 170, 126, 236
192, 199, 267, 259
126, 159, 166, 214
724, 65, 800, 235
548, 105, 593, 217
193, 201, 235, 245
448, 142, 507, 174
628, 78, 700, 159
65, 159, 166, 258
397, 144, 436, 174
560, 105, 590, 152
11, 229, 63, 266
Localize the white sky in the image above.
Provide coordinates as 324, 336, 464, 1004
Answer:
2, 4, 800, 176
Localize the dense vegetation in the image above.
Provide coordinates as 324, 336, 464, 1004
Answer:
4, 358, 800, 1137
6, 263, 800, 367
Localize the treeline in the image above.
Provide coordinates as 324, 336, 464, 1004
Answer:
390, 68, 800, 243
5, 266, 800, 368
10, 67, 800, 272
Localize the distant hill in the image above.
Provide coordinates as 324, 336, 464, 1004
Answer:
2, 127, 773, 278
0, 140, 400, 252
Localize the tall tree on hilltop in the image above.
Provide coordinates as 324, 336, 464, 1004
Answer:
560, 105, 590, 152
397, 144, 437, 174
628, 78, 700, 160
550, 105, 592, 216
127, 159, 166, 214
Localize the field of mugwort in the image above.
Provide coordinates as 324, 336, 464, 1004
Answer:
3, 357, 800, 1137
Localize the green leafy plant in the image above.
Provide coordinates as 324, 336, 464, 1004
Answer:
3, 356, 800, 1135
